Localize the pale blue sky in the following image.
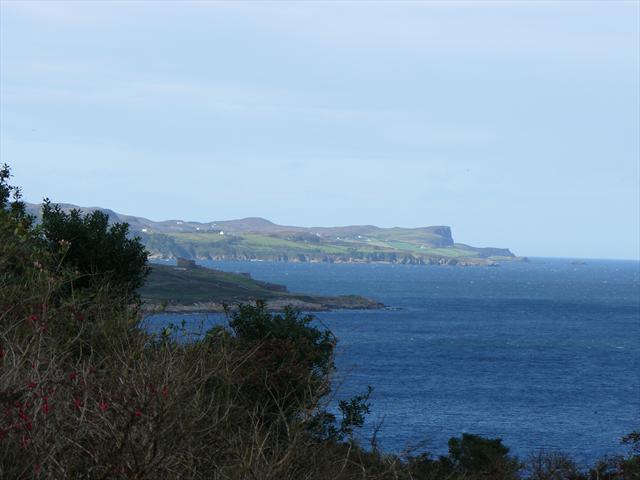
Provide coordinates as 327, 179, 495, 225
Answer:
1, 1, 638, 259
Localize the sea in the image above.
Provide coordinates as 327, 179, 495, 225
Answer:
148, 257, 640, 464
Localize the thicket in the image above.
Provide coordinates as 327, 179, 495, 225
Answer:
1, 164, 638, 479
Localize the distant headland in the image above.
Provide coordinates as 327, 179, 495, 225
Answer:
25, 203, 526, 267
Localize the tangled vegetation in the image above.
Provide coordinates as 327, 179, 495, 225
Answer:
1, 164, 638, 479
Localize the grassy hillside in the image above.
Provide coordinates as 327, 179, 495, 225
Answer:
26, 203, 522, 265
140, 263, 383, 312
141, 230, 517, 265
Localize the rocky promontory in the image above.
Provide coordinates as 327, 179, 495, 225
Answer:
140, 262, 384, 313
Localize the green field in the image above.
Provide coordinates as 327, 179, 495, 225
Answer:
24, 203, 519, 266
141, 230, 518, 266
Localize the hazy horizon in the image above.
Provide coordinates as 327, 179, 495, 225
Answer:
2, 1, 639, 260
16, 198, 638, 262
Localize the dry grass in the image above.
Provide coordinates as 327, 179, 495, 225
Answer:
0, 243, 402, 479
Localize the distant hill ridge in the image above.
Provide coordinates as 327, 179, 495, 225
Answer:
25, 202, 454, 243
25, 202, 519, 265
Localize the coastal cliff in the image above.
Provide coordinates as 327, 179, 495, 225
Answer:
25, 203, 524, 266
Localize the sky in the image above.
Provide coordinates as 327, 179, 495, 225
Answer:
1, 1, 639, 260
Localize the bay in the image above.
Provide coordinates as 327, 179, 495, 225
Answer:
148, 258, 640, 464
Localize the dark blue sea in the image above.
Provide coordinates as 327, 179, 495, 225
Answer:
149, 258, 640, 464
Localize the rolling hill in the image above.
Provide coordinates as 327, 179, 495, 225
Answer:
25, 203, 522, 266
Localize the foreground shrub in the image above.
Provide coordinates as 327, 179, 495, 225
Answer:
448, 433, 514, 472
41, 199, 149, 298
0, 269, 370, 478
527, 452, 584, 480
226, 301, 336, 419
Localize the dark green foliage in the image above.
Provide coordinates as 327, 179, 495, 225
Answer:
228, 301, 335, 375
448, 433, 518, 476
307, 385, 374, 442
403, 434, 521, 480
228, 301, 335, 380
619, 432, 640, 479
1, 163, 27, 230
404, 452, 456, 479
620, 457, 640, 480
41, 199, 149, 295
337, 385, 373, 437
0, 164, 13, 208
0, 163, 31, 226
622, 432, 640, 456
224, 302, 376, 442
0, 165, 44, 289
225, 301, 336, 419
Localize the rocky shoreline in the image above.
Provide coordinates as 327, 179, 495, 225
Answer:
149, 254, 527, 267
144, 296, 385, 314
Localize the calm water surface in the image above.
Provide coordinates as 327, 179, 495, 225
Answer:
149, 258, 640, 463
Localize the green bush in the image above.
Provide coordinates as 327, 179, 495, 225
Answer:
226, 301, 335, 413
41, 199, 149, 297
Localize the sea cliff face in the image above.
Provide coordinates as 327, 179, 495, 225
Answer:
151, 252, 502, 266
